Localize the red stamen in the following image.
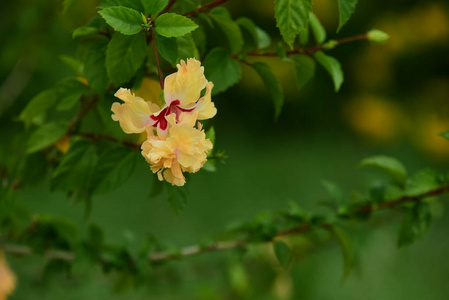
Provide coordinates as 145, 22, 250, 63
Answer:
150, 100, 194, 130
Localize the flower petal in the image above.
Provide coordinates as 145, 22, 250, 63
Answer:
111, 88, 156, 134
196, 81, 217, 120
164, 58, 207, 106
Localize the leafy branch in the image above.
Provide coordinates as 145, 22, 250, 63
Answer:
2, 180, 448, 267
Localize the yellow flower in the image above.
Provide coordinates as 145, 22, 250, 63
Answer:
141, 113, 213, 186
111, 58, 217, 136
0, 252, 16, 300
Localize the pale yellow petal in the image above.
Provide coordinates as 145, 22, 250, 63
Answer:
111, 88, 156, 134
164, 58, 207, 106
196, 82, 217, 120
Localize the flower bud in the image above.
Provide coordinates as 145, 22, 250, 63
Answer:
367, 29, 390, 44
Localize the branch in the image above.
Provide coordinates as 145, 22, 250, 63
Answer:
242, 33, 369, 58
160, 0, 177, 15
150, 25, 164, 89
183, 0, 228, 17
2, 184, 449, 265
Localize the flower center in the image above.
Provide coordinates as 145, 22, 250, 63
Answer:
150, 100, 195, 130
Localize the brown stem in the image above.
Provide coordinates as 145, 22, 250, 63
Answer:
183, 0, 228, 17
243, 33, 369, 58
150, 25, 164, 89
160, 0, 177, 15
3, 184, 449, 264
67, 96, 98, 133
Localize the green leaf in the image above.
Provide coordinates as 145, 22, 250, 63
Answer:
293, 54, 315, 90
360, 155, 408, 186
55, 78, 88, 111
209, 8, 243, 54
314, 51, 344, 92
106, 32, 147, 84
166, 185, 188, 214
176, 34, 200, 62
90, 147, 138, 195
322, 180, 344, 205
154, 13, 198, 37
142, 0, 168, 15
251, 62, 284, 120
155, 33, 178, 66
439, 130, 449, 140
59, 55, 84, 76
203, 48, 241, 95
98, 0, 145, 11
309, 12, 326, 43
275, 0, 312, 48
99, 6, 143, 35
337, 0, 358, 32
27, 123, 67, 154
329, 225, 354, 279
72, 26, 100, 39
206, 126, 216, 145
236, 17, 271, 51
273, 240, 291, 269
85, 39, 109, 93
171, 0, 200, 14
398, 202, 432, 247
19, 89, 59, 127
52, 140, 98, 193
256, 27, 271, 49
405, 169, 442, 197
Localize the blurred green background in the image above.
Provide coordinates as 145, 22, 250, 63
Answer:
1, 0, 449, 299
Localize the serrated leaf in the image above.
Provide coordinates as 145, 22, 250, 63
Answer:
106, 32, 147, 84
329, 225, 354, 279
314, 51, 343, 91
99, 6, 143, 35
155, 33, 178, 66
337, 0, 358, 32
273, 240, 291, 269
142, 0, 168, 15
309, 12, 326, 43
293, 54, 315, 90
405, 169, 442, 197
203, 48, 241, 95
209, 8, 243, 54
27, 122, 67, 154
155, 13, 198, 37
52, 140, 98, 193
398, 202, 432, 247
85, 39, 109, 93
360, 155, 408, 186
237, 17, 271, 51
90, 147, 138, 195
251, 62, 284, 120
98, 0, 145, 12
55, 78, 88, 111
275, 0, 312, 48
166, 185, 188, 214
176, 33, 200, 62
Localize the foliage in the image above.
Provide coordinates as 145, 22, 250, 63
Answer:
0, 0, 447, 298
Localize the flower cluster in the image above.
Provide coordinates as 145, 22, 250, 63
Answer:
111, 59, 217, 186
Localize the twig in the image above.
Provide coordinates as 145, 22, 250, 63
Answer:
241, 33, 369, 58
150, 25, 164, 89
160, 0, 177, 15
183, 0, 228, 17
2, 185, 449, 264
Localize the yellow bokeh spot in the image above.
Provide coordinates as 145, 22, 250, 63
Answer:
344, 95, 404, 143
0, 252, 16, 300
414, 115, 449, 159
133, 78, 162, 107
54, 135, 70, 154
